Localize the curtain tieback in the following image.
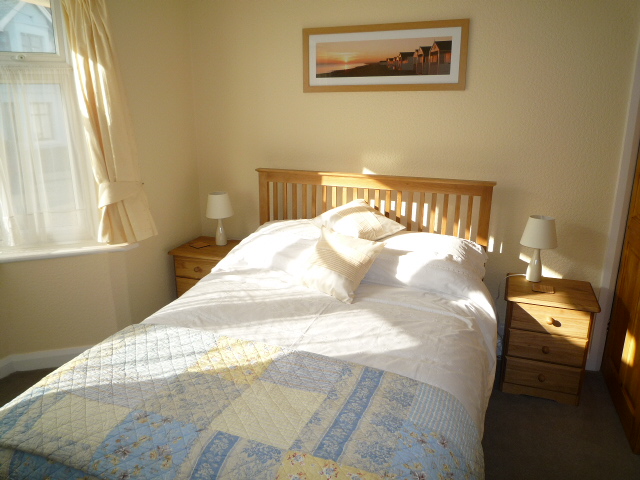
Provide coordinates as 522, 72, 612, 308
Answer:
98, 181, 143, 207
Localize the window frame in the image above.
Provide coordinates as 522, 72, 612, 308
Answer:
0, 0, 69, 65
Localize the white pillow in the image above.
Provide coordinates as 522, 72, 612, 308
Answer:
363, 232, 488, 296
301, 227, 385, 303
312, 199, 405, 240
216, 219, 319, 273
381, 231, 487, 276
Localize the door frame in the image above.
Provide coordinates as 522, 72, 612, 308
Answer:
588, 39, 640, 371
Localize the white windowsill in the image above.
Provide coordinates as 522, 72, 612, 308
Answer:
0, 241, 138, 263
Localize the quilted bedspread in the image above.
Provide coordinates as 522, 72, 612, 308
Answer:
0, 324, 483, 480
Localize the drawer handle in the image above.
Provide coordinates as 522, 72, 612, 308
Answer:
538, 374, 546, 383
542, 346, 550, 354
193, 266, 202, 273
546, 317, 555, 326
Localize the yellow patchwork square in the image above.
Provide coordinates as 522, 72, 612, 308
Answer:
210, 380, 325, 449
188, 336, 283, 384
0, 448, 12, 477
25, 394, 130, 465
276, 451, 382, 480
39, 356, 89, 389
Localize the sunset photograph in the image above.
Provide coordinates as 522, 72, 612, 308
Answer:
315, 36, 453, 77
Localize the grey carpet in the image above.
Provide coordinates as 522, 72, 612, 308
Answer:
0, 368, 55, 407
484, 371, 640, 479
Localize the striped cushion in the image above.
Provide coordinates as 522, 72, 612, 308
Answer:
312, 199, 405, 240
302, 227, 385, 303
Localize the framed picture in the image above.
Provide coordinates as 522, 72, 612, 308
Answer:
303, 19, 469, 93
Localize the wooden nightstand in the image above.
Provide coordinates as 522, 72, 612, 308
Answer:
168, 236, 240, 296
501, 275, 600, 405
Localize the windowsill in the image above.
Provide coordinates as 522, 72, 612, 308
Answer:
0, 241, 138, 263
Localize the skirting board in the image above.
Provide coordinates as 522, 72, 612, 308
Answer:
0, 345, 92, 380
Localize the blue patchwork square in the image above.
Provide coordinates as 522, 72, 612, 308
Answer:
89, 410, 199, 480
261, 351, 352, 394
8, 450, 93, 480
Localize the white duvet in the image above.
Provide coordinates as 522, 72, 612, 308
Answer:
144, 220, 497, 434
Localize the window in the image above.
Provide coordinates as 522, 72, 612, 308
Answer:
30, 100, 53, 140
21, 32, 45, 52
0, 0, 58, 56
0, 0, 99, 248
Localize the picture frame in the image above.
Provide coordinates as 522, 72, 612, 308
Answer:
303, 19, 469, 93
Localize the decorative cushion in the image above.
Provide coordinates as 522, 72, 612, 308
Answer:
301, 227, 385, 303
312, 199, 405, 240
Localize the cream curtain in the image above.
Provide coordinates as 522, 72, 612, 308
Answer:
61, 0, 157, 244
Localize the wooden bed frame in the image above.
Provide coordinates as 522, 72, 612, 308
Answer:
257, 168, 496, 247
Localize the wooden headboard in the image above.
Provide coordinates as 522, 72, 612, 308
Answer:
257, 168, 496, 247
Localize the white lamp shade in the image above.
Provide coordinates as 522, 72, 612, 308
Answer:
520, 215, 557, 250
206, 192, 233, 219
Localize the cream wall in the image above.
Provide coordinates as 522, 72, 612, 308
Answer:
1, 0, 639, 372
190, 0, 640, 367
0, 1, 198, 363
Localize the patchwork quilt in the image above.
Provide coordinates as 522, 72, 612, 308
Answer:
0, 324, 483, 479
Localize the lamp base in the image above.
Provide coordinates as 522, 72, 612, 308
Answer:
526, 248, 542, 282
215, 219, 227, 246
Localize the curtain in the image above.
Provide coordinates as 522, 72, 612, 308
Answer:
0, 65, 98, 247
61, 0, 157, 244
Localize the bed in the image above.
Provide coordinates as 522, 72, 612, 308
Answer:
0, 169, 497, 480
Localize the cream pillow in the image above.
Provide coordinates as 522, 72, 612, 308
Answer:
302, 227, 385, 303
312, 199, 405, 240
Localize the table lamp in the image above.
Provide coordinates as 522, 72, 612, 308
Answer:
206, 192, 233, 245
520, 215, 557, 282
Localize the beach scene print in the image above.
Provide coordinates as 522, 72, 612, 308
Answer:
316, 36, 454, 78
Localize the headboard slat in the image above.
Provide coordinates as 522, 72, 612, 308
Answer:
385, 190, 392, 218
404, 193, 411, 230
273, 183, 279, 220
311, 185, 317, 217
257, 168, 496, 246
418, 192, 426, 232
465, 195, 474, 240
429, 193, 438, 234
453, 194, 462, 238
441, 194, 449, 235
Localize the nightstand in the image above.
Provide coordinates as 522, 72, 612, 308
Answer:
501, 275, 600, 405
168, 236, 240, 296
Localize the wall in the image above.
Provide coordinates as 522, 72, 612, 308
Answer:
189, 0, 640, 367
0, 1, 199, 366
104, 0, 201, 324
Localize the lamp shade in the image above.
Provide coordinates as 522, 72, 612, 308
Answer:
206, 192, 233, 219
520, 215, 557, 250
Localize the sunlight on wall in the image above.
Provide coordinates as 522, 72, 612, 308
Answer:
489, 236, 503, 255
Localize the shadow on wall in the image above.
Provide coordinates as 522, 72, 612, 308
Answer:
555, 220, 607, 280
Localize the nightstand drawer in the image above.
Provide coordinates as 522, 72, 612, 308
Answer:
174, 257, 217, 280
176, 277, 199, 296
504, 356, 581, 394
511, 303, 591, 339
507, 329, 587, 367
169, 238, 240, 298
